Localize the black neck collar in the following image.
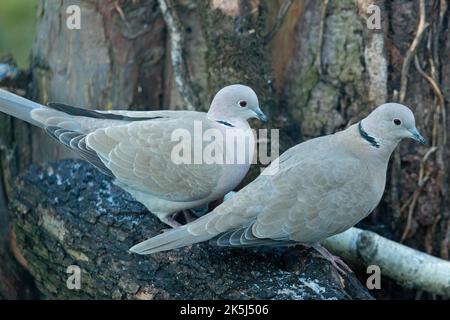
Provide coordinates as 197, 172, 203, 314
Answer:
358, 121, 380, 148
216, 120, 235, 127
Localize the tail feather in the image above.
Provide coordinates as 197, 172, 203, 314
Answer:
129, 225, 215, 255
0, 89, 45, 127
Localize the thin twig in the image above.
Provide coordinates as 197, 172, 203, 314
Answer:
400, 189, 420, 242
158, 0, 198, 110
424, 214, 441, 254
263, 0, 293, 44
408, 1, 449, 258
396, 0, 430, 242
414, 55, 445, 107
400, 146, 438, 242
398, 0, 429, 103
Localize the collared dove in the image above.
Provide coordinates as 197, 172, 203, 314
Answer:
130, 103, 426, 273
0, 85, 267, 227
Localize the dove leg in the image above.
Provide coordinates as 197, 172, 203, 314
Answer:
161, 215, 182, 228
182, 210, 197, 223
181, 204, 210, 223
311, 244, 353, 274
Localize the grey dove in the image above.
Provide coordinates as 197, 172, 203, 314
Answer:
0, 84, 267, 227
129, 103, 426, 273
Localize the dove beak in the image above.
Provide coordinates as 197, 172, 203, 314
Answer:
409, 127, 427, 145
254, 108, 268, 123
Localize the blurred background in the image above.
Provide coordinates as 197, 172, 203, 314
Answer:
0, 0, 36, 68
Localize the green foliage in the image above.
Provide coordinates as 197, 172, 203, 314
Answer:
0, 0, 37, 68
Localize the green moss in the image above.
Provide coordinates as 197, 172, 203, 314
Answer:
22, 221, 33, 233
33, 67, 52, 103
291, 66, 320, 121
32, 243, 50, 260
288, 0, 366, 139
199, 0, 274, 105
302, 82, 344, 136
0, 0, 37, 68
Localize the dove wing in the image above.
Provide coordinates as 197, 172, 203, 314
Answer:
128, 135, 378, 254
251, 153, 373, 243
191, 137, 375, 245
47, 115, 225, 202
85, 118, 224, 202
32, 102, 202, 134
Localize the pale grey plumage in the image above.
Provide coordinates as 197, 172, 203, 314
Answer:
130, 103, 426, 255
0, 85, 266, 226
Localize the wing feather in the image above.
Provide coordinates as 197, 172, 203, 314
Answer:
45, 126, 113, 176
200, 137, 374, 246
86, 118, 225, 202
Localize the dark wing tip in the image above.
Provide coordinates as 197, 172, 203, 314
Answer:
47, 102, 164, 122
45, 126, 114, 177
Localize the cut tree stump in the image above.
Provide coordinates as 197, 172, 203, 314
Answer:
7, 159, 372, 300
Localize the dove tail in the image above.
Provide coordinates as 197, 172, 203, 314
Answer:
0, 89, 45, 127
129, 223, 216, 255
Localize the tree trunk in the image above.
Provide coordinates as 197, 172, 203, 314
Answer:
0, 0, 449, 299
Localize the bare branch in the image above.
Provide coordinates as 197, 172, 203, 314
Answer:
323, 227, 450, 298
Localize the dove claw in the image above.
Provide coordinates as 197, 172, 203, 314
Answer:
312, 244, 354, 274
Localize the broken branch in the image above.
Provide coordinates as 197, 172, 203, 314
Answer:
323, 227, 450, 298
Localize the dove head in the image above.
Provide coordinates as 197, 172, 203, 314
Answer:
207, 84, 267, 125
360, 103, 426, 148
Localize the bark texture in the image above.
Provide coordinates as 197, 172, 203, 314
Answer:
0, 57, 39, 299
9, 160, 372, 300
31, 0, 166, 161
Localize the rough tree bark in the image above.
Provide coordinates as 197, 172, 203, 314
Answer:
0, 60, 40, 299
0, 0, 449, 299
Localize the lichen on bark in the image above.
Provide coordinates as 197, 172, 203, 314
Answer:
285, 0, 369, 139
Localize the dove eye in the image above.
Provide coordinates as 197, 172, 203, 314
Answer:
239, 100, 247, 107
393, 118, 402, 126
